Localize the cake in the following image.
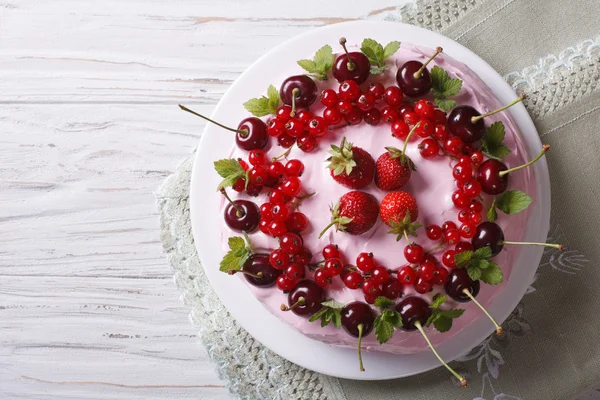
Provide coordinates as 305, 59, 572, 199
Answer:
181, 37, 556, 384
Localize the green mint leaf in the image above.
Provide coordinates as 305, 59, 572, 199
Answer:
467, 265, 482, 281
442, 78, 462, 97
374, 315, 395, 344
321, 299, 345, 309
331, 309, 342, 328
441, 309, 465, 319
480, 263, 504, 285
243, 85, 280, 117
454, 250, 474, 267
488, 200, 498, 222
495, 190, 533, 215
214, 158, 245, 189
228, 236, 245, 252
370, 66, 387, 75
482, 122, 511, 159
297, 45, 334, 80
321, 310, 333, 327
266, 84, 280, 113
434, 98, 456, 111
426, 312, 441, 327
381, 309, 403, 328
219, 251, 241, 272
433, 316, 453, 332
474, 246, 493, 260
383, 41, 401, 59
431, 65, 450, 95
219, 236, 251, 272
431, 293, 447, 309
361, 38, 385, 66
471, 259, 491, 269
309, 307, 329, 322
374, 296, 396, 308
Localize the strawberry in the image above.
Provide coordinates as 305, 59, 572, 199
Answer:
375, 147, 415, 191
380, 191, 422, 241
319, 191, 379, 237
327, 137, 375, 189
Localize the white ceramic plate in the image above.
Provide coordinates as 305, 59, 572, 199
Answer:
190, 21, 550, 380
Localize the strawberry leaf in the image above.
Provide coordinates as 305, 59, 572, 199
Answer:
214, 158, 246, 190
482, 122, 511, 159
387, 212, 423, 241
327, 137, 357, 176
385, 146, 417, 171
297, 44, 334, 80
243, 85, 280, 117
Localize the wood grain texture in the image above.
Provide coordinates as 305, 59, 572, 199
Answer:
0, 1, 406, 398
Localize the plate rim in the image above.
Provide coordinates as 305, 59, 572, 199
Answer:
189, 20, 550, 380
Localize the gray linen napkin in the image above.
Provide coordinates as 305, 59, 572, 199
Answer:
157, 1, 600, 399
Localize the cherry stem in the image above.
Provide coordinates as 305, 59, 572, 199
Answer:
228, 269, 263, 279
401, 121, 422, 160
414, 46, 443, 78
415, 321, 466, 387
272, 146, 292, 161
462, 289, 503, 336
339, 37, 355, 71
499, 240, 563, 250
280, 296, 305, 312
357, 323, 365, 372
219, 188, 244, 217
498, 144, 550, 176
178, 104, 247, 136
471, 94, 526, 123
290, 88, 300, 117
425, 243, 444, 254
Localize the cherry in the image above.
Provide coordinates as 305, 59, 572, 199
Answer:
279, 75, 318, 109
323, 107, 342, 125
397, 265, 417, 285
238, 254, 282, 288
447, 95, 525, 143
471, 221, 505, 256
322, 244, 341, 260
426, 224, 443, 240
284, 159, 304, 177
478, 145, 549, 195
221, 189, 260, 233
356, 252, 375, 272
280, 232, 303, 255
344, 270, 364, 289
324, 258, 343, 276
338, 80, 361, 101
364, 108, 381, 125
269, 249, 290, 270
282, 280, 326, 316
397, 296, 467, 386
179, 105, 268, 151
404, 243, 425, 264
396, 47, 442, 98
382, 278, 403, 299
444, 268, 480, 302
341, 302, 375, 371
333, 37, 371, 84
418, 138, 440, 159
320, 89, 339, 107
287, 212, 308, 232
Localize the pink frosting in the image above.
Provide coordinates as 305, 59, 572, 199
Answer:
218, 43, 534, 354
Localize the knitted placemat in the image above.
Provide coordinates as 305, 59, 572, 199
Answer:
157, 3, 599, 398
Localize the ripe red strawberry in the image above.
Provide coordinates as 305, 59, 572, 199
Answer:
380, 191, 422, 240
375, 147, 415, 191
319, 191, 379, 237
327, 137, 375, 189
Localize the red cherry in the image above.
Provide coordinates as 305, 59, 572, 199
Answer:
442, 250, 457, 268
287, 212, 308, 232
324, 258, 343, 276
418, 138, 440, 159
381, 106, 399, 123
364, 108, 381, 125
338, 80, 361, 101
344, 271, 364, 289
323, 107, 342, 125
314, 269, 331, 287
307, 116, 327, 137
382, 278, 403, 299
398, 265, 417, 285
426, 224, 443, 240
414, 276, 432, 294
269, 249, 290, 270
444, 229, 461, 245
417, 261, 436, 281
414, 100, 436, 120
368, 82, 385, 99
391, 119, 410, 140
404, 243, 425, 264
384, 86, 403, 107
320, 89, 338, 107
371, 266, 390, 285
322, 244, 341, 260
356, 252, 375, 272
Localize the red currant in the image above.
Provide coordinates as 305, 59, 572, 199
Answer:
356, 252, 375, 272
469, 201, 483, 213
417, 261, 436, 281
452, 162, 474, 182
338, 80, 361, 101
381, 106, 399, 123
362, 279, 381, 296
323, 107, 342, 125
296, 110, 313, 124
276, 105, 293, 122
414, 276, 432, 294
426, 224, 443, 240
444, 229, 461, 245
248, 166, 268, 185
285, 263, 305, 280
344, 106, 363, 125
270, 203, 290, 221
382, 278, 403, 299
267, 118, 285, 137
276, 275, 296, 291
284, 159, 304, 177
364, 291, 381, 305
324, 258, 343, 276
470, 151, 484, 166
357, 92, 376, 110
307, 116, 327, 137
452, 189, 472, 209
433, 109, 447, 124
344, 271, 363, 289
444, 137, 464, 156
322, 244, 341, 260
463, 180, 482, 197
314, 269, 331, 287
320, 89, 338, 107
284, 118, 304, 138
455, 241, 474, 253
404, 243, 425, 264
442, 250, 457, 268
384, 86, 403, 107
268, 220, 288, 237
433, 124, 449, 141
391, 119, 410, 140
297, 134, 317, 153
277, 133, 295, 148
281, 177, 301, 197
458, 209, 469, 223
280, 232, 303, 254
418, 138, 440, 159
268, 161, 285, 178
287, 212, 308, 232
259, 203, 273, 219
431, 266, 449, 286
269, 249, 290, 270
232, 178, 246, 192
468, 211, 483, 225
414, 100, 435, 120
337, 100, 353, 114
442, 221, 457, 232
364, 108, 381, 125
415, 119, 434, 138
293, 247, 312, 266
403, 111, 419, 125
459, 222, 477, 239
258, 219, 270, 234
371, 266, 390, 285
368, 82, 385, 99
397, 103, 413, 116
397, 265, 417, 285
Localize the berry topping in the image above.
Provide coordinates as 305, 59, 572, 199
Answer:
319, 191, 379, 237
327, 138, 375, 189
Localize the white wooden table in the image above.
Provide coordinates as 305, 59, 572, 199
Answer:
0, 1, 406, 398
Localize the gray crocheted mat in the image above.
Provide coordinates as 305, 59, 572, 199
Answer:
157, 1, 600, 399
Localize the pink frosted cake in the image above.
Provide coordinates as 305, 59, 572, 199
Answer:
181, 37, 554, 383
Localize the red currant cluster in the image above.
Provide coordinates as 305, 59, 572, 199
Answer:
268, 233, 313, 291
267, 106, 327, 152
